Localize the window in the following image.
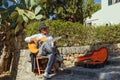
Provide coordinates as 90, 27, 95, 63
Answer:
108, 0, 112, 5
86, 22, 92, 26
115, 0, 120, 3
108, 0, 120, 6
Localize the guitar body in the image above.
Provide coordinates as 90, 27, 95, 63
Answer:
28, 35, 67, 54
28, 37, 47, 54
28, 43, 39, 54
77, 47, 108, 64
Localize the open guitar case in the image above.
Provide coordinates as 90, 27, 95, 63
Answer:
75, 47, 108, 68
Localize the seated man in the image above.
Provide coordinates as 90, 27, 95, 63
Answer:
24, 23, 63, 78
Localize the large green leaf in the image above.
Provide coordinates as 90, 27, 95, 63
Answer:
17, 16, 23, 23
24, 0, 29, 9
9, 11, 18, 21
15, 23, 22, 35
29, 0, 35, 10
22, 14, 28, 22
24, 10, 35, 19
35, 6, 41, 15
16, 7, 35, 20
35, 14, 42, 20
16, 7, 24, 15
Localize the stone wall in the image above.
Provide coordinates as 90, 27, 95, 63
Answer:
18, 43, 120, 68
58, 43, 120, 67
58, 43, 120, 55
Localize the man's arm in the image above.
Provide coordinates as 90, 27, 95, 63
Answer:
24, 34, 39, 45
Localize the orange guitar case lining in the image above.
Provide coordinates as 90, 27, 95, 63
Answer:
75, 47, 108, 68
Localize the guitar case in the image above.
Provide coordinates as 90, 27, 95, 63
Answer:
75, 47, 108, 68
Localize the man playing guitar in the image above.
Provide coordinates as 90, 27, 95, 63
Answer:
24, 23, 63, 78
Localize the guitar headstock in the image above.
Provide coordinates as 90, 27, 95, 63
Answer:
61, 34, 68, 38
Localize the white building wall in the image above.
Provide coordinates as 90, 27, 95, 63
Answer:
86, 0, 120, 26
102, 0, 108, 9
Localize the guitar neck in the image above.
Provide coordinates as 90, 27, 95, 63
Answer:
53, 36, 62, 41
52, 34, 67, 41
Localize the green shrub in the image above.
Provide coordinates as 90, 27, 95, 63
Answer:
25, 20, 120, 47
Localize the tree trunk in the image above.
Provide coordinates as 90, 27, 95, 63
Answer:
0, 27, 14, 74
0, 43, 8, 74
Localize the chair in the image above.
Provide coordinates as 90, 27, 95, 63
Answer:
36, 56, 56, 75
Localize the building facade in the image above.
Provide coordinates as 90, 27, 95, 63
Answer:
85, 0, 120, 26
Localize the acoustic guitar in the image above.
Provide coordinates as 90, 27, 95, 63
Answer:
77, 47, 108, 64
28, 35, 67, 54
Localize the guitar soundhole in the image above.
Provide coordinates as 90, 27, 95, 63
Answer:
38, 40, 44, 46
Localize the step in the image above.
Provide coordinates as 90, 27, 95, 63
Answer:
64, 57, 120, 80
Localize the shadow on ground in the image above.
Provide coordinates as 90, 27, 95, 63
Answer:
44, 58, 120, 80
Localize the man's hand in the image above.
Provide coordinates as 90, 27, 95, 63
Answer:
53, 40, 56, 43
30, 38, 38, 45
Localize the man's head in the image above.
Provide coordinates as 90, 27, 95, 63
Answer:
39, 23, 49, 35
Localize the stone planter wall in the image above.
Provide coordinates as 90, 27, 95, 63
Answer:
58, 43, 120, 67
17, 43, 120, 68
10, 43, 120, 71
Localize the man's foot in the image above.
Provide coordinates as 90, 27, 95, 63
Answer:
43, 72, 51, 79
56, 54, 64, 61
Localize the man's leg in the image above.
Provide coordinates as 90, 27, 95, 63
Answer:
30, 53, 36, 72
41, 41, 57, 78
36, 40, 61, 78
37, 40, 54, 56
45, 53, 56, 74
